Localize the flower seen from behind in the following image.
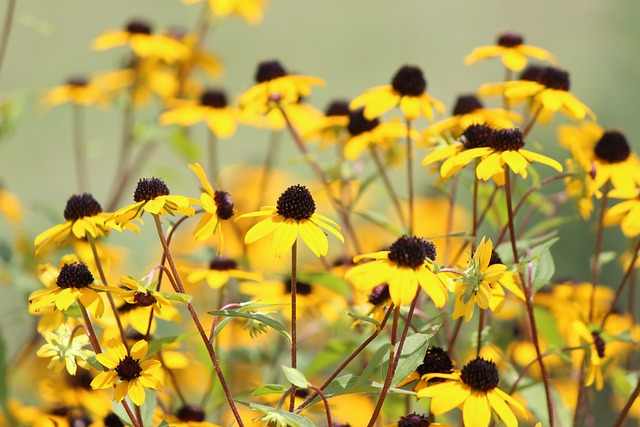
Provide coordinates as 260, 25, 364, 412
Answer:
464, 32, 555, 71
36, 324, 93, 376
418, 357, 527, 427
571, 321, 606, 390
90, 339, 163, 406
350, 65, 444, 121
345, 235, 448, 307
236, 184, 343, 257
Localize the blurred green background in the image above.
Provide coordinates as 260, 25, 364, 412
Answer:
1, 0, 639, 362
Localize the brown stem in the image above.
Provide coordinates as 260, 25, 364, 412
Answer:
310, 385, 332, 426
521, 103, 543, 139
601, 237, 640, 329
406, 118, 415, 235
106, 96, 135, 211
289, 240, 298, 413
589, 183, 610, 323
612, 375, 640, 427
0, 0, 15, 81
445, 174, 459, 265
476, 309, 485, 357
368, 145, 407, 230
152, 215, 245, 426
447, 318, 464, 359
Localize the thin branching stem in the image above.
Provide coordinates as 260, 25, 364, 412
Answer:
589, 183, 610, 323
0, 0, 15, 81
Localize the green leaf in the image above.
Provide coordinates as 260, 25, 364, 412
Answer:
157, 420, 170, 427
521, 215, 577, 241
306, 339, 353, 376
239, 402, 317, 427
297, 272, 350, 297
346, 311, 381, 330
86, 354, 103, 371
320, 374, 414, 401
524, 237, 559, 292
147, 332, 199, 357
209, 309, 291, 341
282, 366, 310, 389
391, 326, 438, 384
169, 127, 201, 161
361, 343, 392, 382
252, 384, 289, 396
164, 292, 192, 303
140, 390, 157, 427
533, 307, 565, 350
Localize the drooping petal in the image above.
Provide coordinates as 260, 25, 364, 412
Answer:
298, 220, 329, 256
271, 219, 298, 257
90, 371, 119, 390
127, 380, 146, 406
244, 215, 282, 244
463, 392, 491, 427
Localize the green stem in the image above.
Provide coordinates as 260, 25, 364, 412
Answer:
406, 118, 414, 235
476, 309, 485, 357
521, 103, 543, 139
612, 376, 640, 427
368, 145, 407, 230
601, 237, 640, 329
152, 214, 244, 427
289, 240, 298, 412
256, 130, 281, 210
589, 182, 610, 323
73, 104, 89, 191
0, 0, 15, 81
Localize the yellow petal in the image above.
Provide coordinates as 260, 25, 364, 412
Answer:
244, 215, 282, 244
130, 340, 149, 360
127, 380, 146, 406
90, 371, 118, 390
298, 220, 328, 257
463, 392, 491, 427
272, 219, 298, 257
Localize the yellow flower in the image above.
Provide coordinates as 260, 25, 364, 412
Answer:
350, 65, 444, 121
91, 339, 163, 406
92, 19, 188, 63
36, 324, 93, 375
564, 158, 600, 220
34, 192, 128, 256
605, 187, 640, 237
238, 60, 324, 115
397, 346, 454, 392
160, 90, 240, 138
0, 187, 22, 224
423, 94, 521, 143
302, 99, 351, 149
42, 76, 105, 107
29, 261, 118, 318
418, 357, 527, 427
345, 235, 448, 307
351, 284, 392, 329
447, 128, 562, 182
236, 184, 343, 257
183, 0, 267, 25
559, 122, 640, 192
108, 177, 196, 227
464, 32, 555, 71
571, 321, 606, 390
184, 255, 261, 289
450, 237, 522, 323
343, 107, 415, 161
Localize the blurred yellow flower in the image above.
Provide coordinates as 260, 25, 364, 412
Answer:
464, 32, 555, 71
183, 0, 267, 25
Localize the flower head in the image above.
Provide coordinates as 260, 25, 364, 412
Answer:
350, 65, 444, 121
418, 357, 527, 427
605, 188, 640, 237
36, 324, 93, 375
236, 184, 343, 257
90, 339, 163, 406
182, 0, 267, 24
343, 107, 414, 160
108, 177, 196, 227
345, 235, 448, 307
42, 76, 106, 108
572, 321, 607, 390
185, 255, 261, 289
464, 32, 555, 71
397, 346, 454, 392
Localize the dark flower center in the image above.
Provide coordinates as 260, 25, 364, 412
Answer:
255, 60, 287, 83
69, 415, 92, 427
57, 263, 94, 289
453, 94, 484, 116
67, 76, 88, 87
489, 251, 503, 266
460, 357, 500, 392
176, 405, 206, 422
133, 291, 156, 307
51, 406, 70, 416
104, 412, 126, 427
497, 32, 524, 48
594, 130, 631, 163
332, 423, 351, 427
115, 355, 143, 381
347, 108, 379, 136
519, 65, 544, 83
209, 256, 238, 271
67, 371, 94, 390
391, 65, 427, 97
460, 124, 496, 150
64, 193, 103, 221
286, 278, 312, 295
388, 236, 436, 269
276, 185, 316, 220
397, 413, 431, 427
214, 190, 234, 220
126, 20, 152, 35
133, 177, 169, 202
591, 331, 606, 358
416, 346, 454, 377
200, 90, 227, 108
325, 100, 351, 117
538, 66, 570, 91
368, 284, 390, 306
492, 128, 525, 151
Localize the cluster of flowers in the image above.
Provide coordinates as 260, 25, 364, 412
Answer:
1, 1, 640, 426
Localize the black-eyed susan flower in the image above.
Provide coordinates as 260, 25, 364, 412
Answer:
350, 65, 444, 121
345, 235, 448, 307
34, 192, 124, 256
302, 99, 351, 148
464, 32, 555, 71
36, 324, 93, 376
188, 162, 235, 245
450, 237, 516, 322
387, 412, 451, 427
571, 321, 606, 390
42, 76, 105, 108
397, 346, 454, 392
184, 256, 261, 289
418, 357, 527, 427
183, 0, 267, 25
162, 404, 222, 427
108, 177, 195, 227
448, 128, 562, 182
559, 123, 640, 192
90, 339, 162, 406
351, 284, 392, 329
605, 188, 640, 237
343, 107, 413, 161
423, 94, 521, 143
160, 89, 239, 138
92, 19, 188, 63
236, 184, 343, 257
29, 261, 116, 318
238, 60, 324, 115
